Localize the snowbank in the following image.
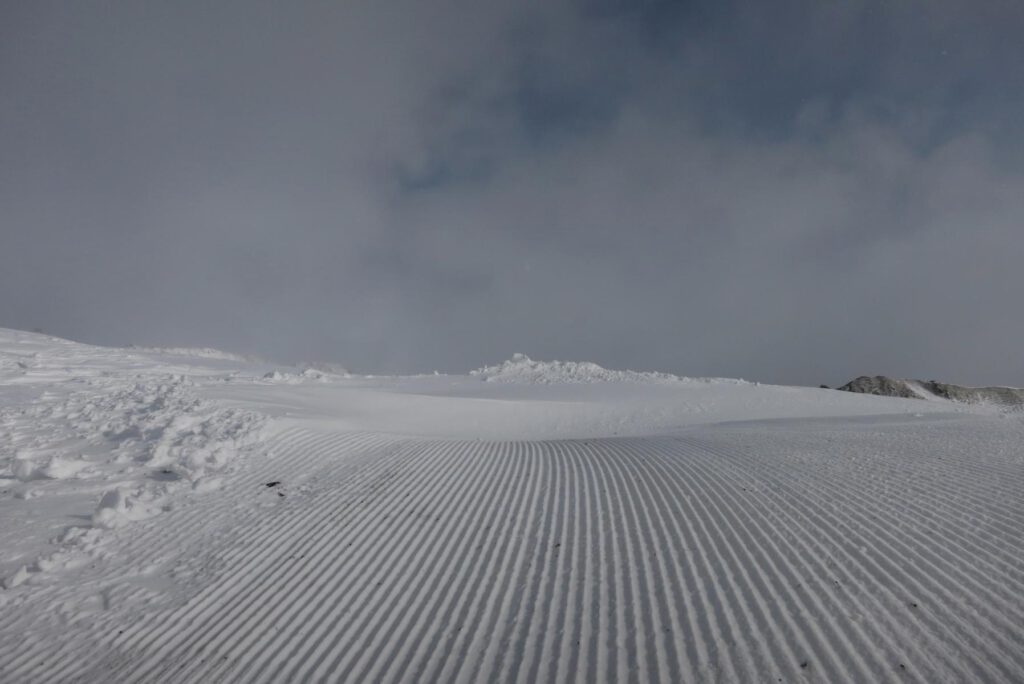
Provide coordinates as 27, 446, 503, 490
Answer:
261, 368, 331, 384
471, 353, 735, 385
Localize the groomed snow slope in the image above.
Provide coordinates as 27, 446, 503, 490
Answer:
1, 330, 1022, 683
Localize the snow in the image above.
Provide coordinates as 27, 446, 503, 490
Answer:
1, 328, 1022, 682
470, 352, 710, 384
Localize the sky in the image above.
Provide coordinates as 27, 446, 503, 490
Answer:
2, 0, 1023, 386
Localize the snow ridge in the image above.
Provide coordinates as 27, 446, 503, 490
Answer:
839, 375, 1024, 411
471, 353, 740, 385
127, 346, 257, 363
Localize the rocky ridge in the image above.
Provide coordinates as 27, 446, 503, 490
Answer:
838, 375, 1024, 408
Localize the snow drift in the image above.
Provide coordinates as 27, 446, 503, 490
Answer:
471, 353, 737, 384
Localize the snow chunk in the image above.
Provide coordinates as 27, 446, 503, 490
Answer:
3, 566, 31, 589
92, 486, 167, 529
12, 454, 89, 481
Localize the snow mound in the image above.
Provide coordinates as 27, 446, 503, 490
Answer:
261, 368, 329, 383
92, 485, 168, 529
11, 454, 90, 481
95, 376, 268, 483
1, 371, 268, 587
299, 361, 351, 376
471, 353, 735, 385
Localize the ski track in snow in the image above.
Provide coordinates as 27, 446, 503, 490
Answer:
1, 424, 1019, 682
1, 331, 1023, 683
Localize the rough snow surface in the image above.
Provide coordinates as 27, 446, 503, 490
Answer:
0, 330, 272, 589
1, 330, 1022, 683
471, 352, 725, 384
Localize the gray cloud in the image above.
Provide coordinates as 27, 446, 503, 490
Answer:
2, 1, 1023, 386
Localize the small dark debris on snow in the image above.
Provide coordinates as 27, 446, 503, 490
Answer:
909, 602, 918, 608
800, 661, 809, 669
265, 481, 281, 488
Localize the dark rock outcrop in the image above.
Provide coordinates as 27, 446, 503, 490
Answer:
838, 375, 1024, 409
837, 376, 920, 399
916, 380, 1024, 407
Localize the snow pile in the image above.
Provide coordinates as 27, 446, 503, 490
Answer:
261, 368, 330, 384
471, 353, 729, 385
86, 376, 267, 526
299, 361, 351, 375
5, 374, 268, 490
90, 486, 167, 529
1, 371, 268, 587
10, 454, 89, 481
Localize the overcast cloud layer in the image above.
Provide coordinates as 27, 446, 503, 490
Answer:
3, 0, 1023, 386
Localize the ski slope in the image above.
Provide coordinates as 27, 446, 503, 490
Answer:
1, 330, 1022, 682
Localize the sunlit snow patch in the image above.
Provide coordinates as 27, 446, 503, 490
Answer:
471, 353, 742, 384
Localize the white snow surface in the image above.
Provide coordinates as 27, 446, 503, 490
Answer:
470, 352, 715, 384
1, 328, 1022, 683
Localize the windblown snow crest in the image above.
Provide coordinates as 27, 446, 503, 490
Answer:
471, 353, 745, 385
125, 345, 257, 363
